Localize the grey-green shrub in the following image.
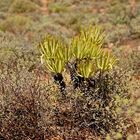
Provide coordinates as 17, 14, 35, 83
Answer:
9, 0, 39, 13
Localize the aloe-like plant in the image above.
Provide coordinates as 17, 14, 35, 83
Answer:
71, 26, 104, 61
39, 35, 66, 93
38, 26, 117, 94
39, 36, 66, 73
77, 60, 96, 79
96, 50, 117, 72
80, 26, 104, 47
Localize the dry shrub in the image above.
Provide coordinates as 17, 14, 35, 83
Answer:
0, 48, 47, 139
0, 47, 137, 139
45, 68, 134, 139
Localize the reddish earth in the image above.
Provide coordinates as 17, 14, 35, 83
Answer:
121, 38, 140, 50
40, 0, 49, 13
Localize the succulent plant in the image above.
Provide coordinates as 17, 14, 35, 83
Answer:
39, 26, 117, 94
71, 26, 104, 60
39, 35, 65, 74
96, 50, 117, 72
39, 35, 66, 93
77, 60, 96, 79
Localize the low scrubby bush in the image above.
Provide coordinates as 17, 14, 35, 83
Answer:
115, 47, 140, 78
9, 0, 39, 13
0, 15, 33, 34
0, 0, 14, 12
0, 48, 48, 140
48, 2, 69, 13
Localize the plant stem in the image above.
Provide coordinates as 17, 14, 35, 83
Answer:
53, 73, 66, 94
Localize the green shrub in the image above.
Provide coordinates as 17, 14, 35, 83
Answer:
0, 0, 14, 12
116, 49, 140, 77
130, 15, 140, 36
0, 15, 33, 34
9, 0, 39, 13
48, 2, 69, 13
30, 0, 42, 6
